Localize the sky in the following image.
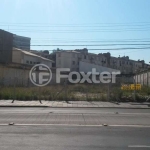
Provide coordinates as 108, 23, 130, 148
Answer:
0, 0, 150, 63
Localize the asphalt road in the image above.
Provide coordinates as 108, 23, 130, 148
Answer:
0, 126, 150, 150
0, 107, 150, 126
0, 107, 150, 114
0, 107, 150, 150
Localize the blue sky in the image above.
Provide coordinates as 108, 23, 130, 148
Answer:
0, 0, 150, 63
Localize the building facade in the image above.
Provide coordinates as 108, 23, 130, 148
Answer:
0, 29, 13, 63
13, 34, 31, 50
0, 30, 31, 64
12, 48, 53, 68
53, 48, 149, 74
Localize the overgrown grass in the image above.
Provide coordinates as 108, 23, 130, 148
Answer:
0, 84, 149, 102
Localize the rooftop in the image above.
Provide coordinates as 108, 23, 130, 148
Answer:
13, 48, 54, 62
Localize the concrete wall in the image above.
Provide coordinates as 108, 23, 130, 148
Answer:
0, 65, 56, 86
0, 65, 29, 86
148, 72, 150, 86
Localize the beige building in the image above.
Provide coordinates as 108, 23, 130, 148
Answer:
54, 49, 149, 74
55, 49, 108, 71
56, 50, 80, 71
12, 48, 53, 67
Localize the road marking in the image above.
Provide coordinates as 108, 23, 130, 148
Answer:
128, 145, 150, 148
0, 124, 150, 128
110, 125, 150, 128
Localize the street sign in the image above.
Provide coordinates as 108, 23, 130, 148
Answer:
121, 84, 131, 90
130, 84, 141, 90
121, 84, 141, 90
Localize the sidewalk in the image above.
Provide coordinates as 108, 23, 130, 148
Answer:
0, 100, 150, 108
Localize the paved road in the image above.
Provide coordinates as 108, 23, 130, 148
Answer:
0, 107, 150, 113
0, 107, 150, 126
0, 107, 150, 150
0, 126, 150, 150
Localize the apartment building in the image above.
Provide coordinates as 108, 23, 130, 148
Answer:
56, 50, 80, 71
110, 56, 147, 74
55, 49, 109, 71
53, 48, 149, 74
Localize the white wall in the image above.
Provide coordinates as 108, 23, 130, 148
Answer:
23, 55, 39, 65
12, 50, 22, 64
41, 60, 52, 68
79, 61, 120, 74
56, 51, 79, 71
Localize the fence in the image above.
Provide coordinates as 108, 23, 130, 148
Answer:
134, 70, 150, 86
1, 64, 149, 102
0, 75, 143, 102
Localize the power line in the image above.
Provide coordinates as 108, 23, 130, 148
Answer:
1, 28, 150, 33
28, 44, 150, 46
1, 21, 150, 26
5, 28, 150, 32
112, 49, 145, 55
31, 40, 150, 43
2, 47, 149, 51
28, 47, 150, 51
0, 25, 148, 27
31, 37, 150, 40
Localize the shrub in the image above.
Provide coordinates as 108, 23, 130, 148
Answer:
141, 86, 150, 95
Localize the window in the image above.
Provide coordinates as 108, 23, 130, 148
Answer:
26, 60, 29, 64
30, 61, 32, 64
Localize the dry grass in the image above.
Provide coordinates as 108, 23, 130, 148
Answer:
0, 84, 149, 102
